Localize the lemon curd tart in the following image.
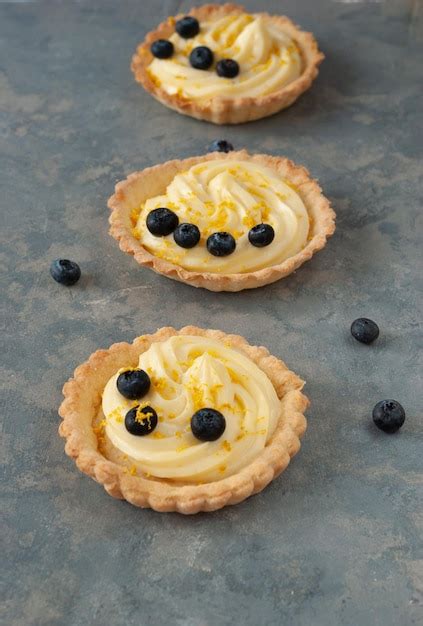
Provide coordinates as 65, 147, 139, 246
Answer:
59, 326, 308, 513
108, 150, 335, 291
131, 3, 324, 124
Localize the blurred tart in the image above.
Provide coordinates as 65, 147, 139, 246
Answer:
131, 3, 324, 124
108, 150, 335, 291
59, 326, 308, 513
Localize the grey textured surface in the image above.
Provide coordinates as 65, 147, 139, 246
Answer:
1, 1, 422, 625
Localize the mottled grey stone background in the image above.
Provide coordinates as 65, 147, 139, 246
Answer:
1, 1, 422, 625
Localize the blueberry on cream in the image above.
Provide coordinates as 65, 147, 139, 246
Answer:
150, 39, 174, 59
189, 46, 214, 70
146, 207, 179, 236
191, 408, 226, 441
173, 223, 201, 249
216, 59, 239, 78
125, 405, 158, 436
206, 232, 236, 257
248, 224, 275, 247
117, 369, 151, 400
175, 16, 200, 39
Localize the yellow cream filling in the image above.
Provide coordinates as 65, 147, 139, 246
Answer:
102, 335, 281, 483
148, 12, 302, 100
134, 159, 310, 274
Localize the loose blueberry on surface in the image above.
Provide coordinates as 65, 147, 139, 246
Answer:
372, 400, 405, 434
175, 15, 200, 39
248, 223, 275, 247
191, 408, 226, 441
150, 39, 174, 59
146, 207, 179, 236
117, 369, 151, 400
173, 223, 201, 249
125, 405, 158, 436
206, 232, 236, 257
351, 318, 380, 344
208, 139, 234, 153
216, 58, 240, 78
189, 46, 214, 70
50, 259, 81, 286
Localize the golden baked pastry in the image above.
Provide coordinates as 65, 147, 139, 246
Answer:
59, 327, 308, 513
108, 150, 335, 291
131, 3, 324, 124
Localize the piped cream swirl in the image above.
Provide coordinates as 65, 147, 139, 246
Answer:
134, 159, 310, 273
148, 12, 302, 100
102, 335, 281, 483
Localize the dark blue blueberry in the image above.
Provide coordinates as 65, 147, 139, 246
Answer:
208, 139, 234, 153
150, 39, 174, 59
189, 46, 214, 70
50, 259, 81, 286
146, 208, 179, 236
351, 318, 379, 344
206, 232, 236, 257
216, 59, 239, 78
175, 16, 200, 39
117, 369, 151, 400
173, 223, 201, 248
125, 405, 158, 436
372, 400, 405, 433
191, 408, 226, 441
248, 223, 275, 247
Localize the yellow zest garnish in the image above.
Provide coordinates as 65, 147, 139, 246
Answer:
222, 440, 232, 452
151, 431, 165, 439
150, 374, 174, 399
130, 207, 141, 225
107, 407, 124, 423
134, 405, 155, 430
146, 68, 162, 88
93, 419, 106, 436
242, 215, 255, 228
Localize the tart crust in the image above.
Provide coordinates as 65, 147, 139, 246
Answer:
59, 326, 308, 514
131, 3, 324, 124
108, 150, 336, 292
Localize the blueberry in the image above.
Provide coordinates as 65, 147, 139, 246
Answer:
146, 208, 179, 236
208, 139, 234, 153
173, 223, 201, 248
189, 46, 214, 70
191, 408, 226, 441
206, 232, 236, 257
117, 369, 151, 400
351, 318, 379, 344
372, 400, 405, 434
216, 59, 240, 78
175, 16, 200, 39
50, 259, 81, 286
125, 405, 158, 436
150, 39, 174, 59
248, 223, 275, 247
